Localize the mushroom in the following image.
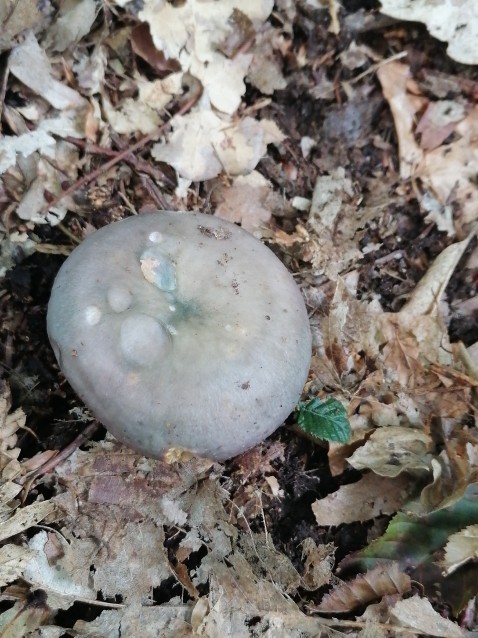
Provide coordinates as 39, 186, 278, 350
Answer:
47, 211, 311, 461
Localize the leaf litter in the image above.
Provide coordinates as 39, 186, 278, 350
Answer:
0, 0, 477, 636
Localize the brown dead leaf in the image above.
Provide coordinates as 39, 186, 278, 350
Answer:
247, 28, 287, 95
0, 500, 57, 543
390, 594, 463, 637
312, 473, 413, 526
0, 0, 48, 54
401, 235, 473, 318
131, 22, 181, 75
0, 591, 50, 637
380, 316, 422, 388
151, 112, 284, 181
301, 538, 336, 591
348, 426, 433, 477
9, 32, 87, 110
378, 60, 478, 232
312, 562, 411, 614
140, 0, 273, 114
232, 440, 285, 482
0, 544, 33, 588
418, 431, 478, 513
417, 107, 478, 228
416, 100, 467, 151
377, 62, 426, 179
214, 171, 273, 234
0, 381, 24, 478
74, 603, 192, 638
217, 8, 255, 58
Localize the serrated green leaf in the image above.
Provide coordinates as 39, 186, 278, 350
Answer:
296, 397, 351, 443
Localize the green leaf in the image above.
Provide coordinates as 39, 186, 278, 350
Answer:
296, 397, 351, 443
340, 486, 478, 615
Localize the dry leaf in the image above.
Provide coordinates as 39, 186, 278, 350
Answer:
442, 524, 478, 576
9, 32, 86, 110
214, 171, 272, 234
380, 0, 478, 65
0, 0, 48, 53
0, 501, 57, 544
74, 603, 192, 638
152, 112, 284, 181
46, 0, 97, 52
312, 473, 412, 526
376, 62, 425, 180
301, 539, 335, 590
140, 0, 274, 114
347, 426, 432, 477
313, 563, 411, 614
390, 594, 463, 637
378, 61, 478, 231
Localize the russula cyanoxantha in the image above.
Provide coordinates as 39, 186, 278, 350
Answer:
47, 211, 311, 461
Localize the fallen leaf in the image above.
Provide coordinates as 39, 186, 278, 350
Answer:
312, 563, 411, 614
347, 426, 432, 477
380, 0, 478, 65
214, 171, 272, 234
140, 0, 274, 114
152, 112, 284, 181
9, 32, 86, 110
376, 62, 425, 179
312, 473, 412, 526
45, 0, 97, 52
390, 594, 463, 637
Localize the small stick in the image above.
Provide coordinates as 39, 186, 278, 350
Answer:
41, 88, 201, 215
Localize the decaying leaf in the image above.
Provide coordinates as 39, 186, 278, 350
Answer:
9, 31, 87, 111
380, 0, 478, 65
378, 60, 478, 232
312, 473, 413, 526
312, 563, 411, 614
390, 594, 463, 637
348, 426, 432, 477
0, 0, 49, 54
442, 524, 478, 576
152, 112, 284, 181
140, 0, 274, 114
74, 603, 192, 638
0, 590, 50, 637
0, 501, 57, 544
301, 539, 336, 591
214, 171, 273, 234
46, 0, 97, 52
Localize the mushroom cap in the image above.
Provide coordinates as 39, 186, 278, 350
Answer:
47, 211, 311, 461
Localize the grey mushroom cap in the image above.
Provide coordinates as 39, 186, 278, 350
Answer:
47, 211, 312, 461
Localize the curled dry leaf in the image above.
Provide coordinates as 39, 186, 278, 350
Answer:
312, 562, 411, 614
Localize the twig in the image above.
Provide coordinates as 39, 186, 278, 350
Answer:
41, 89, 201, 215
20, 421, 100, 499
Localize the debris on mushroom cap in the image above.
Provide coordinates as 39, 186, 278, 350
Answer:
47, 211, 312, 461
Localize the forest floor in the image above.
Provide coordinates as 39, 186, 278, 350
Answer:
0, 0, 478, 636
